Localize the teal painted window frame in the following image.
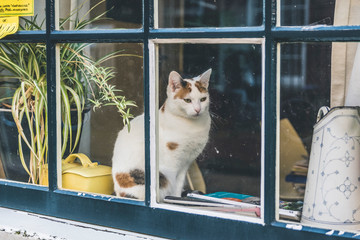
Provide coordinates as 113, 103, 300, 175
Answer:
0, 0, 358, 239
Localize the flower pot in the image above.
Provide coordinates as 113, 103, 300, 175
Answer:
0, 108, 29, 181
0, 108, 90, 183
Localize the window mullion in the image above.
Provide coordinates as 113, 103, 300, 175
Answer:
46, 0, 58, 191
144, 0, 151, 206
263, 0, 277, 224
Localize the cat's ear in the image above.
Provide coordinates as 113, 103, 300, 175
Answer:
198, 68, 212, 89
168, 71, 183, 92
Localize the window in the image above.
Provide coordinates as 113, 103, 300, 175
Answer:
153, 39, 263, 220
156, 0, 262, 28
0, 0, 359, 239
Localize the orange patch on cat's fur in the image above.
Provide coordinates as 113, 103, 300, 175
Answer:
195, 81, 207, 93
115, 173, 136, 188
174, 82, 191, 99
167, 142, 179, 150
161, 102, 165, 112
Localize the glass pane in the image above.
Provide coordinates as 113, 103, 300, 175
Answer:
157, 0, 262, 28
279, 43, 331, 222
279, 43, 360, 231
157, 43, 262, 218
14, 0, 46, 31
281, 0, 337, 26
59, 0, 142, 30
59, 43, 143, 197
0, 42, 48, 185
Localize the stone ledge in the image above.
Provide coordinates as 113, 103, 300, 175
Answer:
0, 207, 166, 240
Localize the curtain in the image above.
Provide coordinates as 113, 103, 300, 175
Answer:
331, 0, 360, 107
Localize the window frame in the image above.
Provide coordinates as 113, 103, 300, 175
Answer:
0, 0, 358, 239
149, 38, 265, 224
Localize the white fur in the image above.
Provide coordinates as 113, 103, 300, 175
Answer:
112, 69, 212, 201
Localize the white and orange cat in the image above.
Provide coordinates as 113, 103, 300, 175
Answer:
112, 69, 212, 201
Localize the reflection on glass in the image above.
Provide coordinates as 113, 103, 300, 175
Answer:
0, 43, 47, 185
281, 0, 335, 26
157, 0, 262, 28
157, 43, 262, 217
279, 43, 331, 222
16, 0, 46, 30
59, 0, 142, 30
59, 43, 143, 196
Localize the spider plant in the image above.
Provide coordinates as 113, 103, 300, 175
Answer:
0, 2, 138, 184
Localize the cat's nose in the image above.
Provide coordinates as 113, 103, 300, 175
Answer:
194, 103, 201, 114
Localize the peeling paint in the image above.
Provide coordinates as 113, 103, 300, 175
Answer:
0, 226, 61, 240
325, 230, 334, 235
353, 233, 360, 237
285, 224, 303, 231
301, 25, 327, 30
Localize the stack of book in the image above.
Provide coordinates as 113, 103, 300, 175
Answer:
164, 191, 301, 221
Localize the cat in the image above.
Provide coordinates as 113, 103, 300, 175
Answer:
112, 69, 212, 201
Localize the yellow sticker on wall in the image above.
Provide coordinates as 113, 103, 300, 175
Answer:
0, 0, 34, 16
0, 16, 18, 39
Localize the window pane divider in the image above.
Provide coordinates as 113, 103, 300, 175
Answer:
144, 0, 152, 206
46, 0, 58, 192
263, 0, 277, 226
149, 27, 265, 39
272, 27, 360, 41
0, 31, 47, 41
49, 29, 145, 42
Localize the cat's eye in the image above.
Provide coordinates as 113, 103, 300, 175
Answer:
184, 99, 192, 103
200, 97, 207, 102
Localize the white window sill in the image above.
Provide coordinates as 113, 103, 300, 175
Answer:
0, 207, 167, 240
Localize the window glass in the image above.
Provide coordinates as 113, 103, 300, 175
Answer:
279, 42, 360, 231
279, 42, 331, 222
11, 0, 46, 31
0, 42, 47, 185
156, 43, 262, 218
157, 0, 262, 28
280, 0, 360, 26
59, 42, 143, 197
59, 0, 142, 30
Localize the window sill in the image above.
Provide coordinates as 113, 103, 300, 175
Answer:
0, 207, 167, 240
271, 220, 360, 239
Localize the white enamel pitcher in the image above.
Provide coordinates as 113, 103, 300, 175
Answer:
301, 106, 360, 230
